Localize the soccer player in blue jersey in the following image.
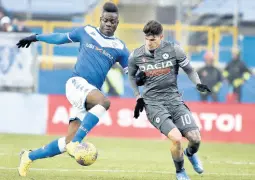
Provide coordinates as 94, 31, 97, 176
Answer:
16, 2, 129, 176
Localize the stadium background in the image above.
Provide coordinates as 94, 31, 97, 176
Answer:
0, 0, 255, 179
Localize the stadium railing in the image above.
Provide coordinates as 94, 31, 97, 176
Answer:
24, 20, 238, 69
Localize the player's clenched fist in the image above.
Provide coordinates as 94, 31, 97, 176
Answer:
196, 83, 211, 93
16, 34, 38, 48
134, 98, 145, 118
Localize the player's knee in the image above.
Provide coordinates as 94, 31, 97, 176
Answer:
189, 141, 200, 154
189, 133, 201, 144
98, 98, 111, 110
190, 137, 201, 145
186, 131, 201, 154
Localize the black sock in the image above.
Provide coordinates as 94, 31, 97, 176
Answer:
174, 159, 184, 173
186, 142, 200, 157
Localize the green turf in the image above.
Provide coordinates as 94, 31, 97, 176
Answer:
0, 134, 254, 180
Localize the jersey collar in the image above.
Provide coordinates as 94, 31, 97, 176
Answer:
96, 27, 115, 39
144, 41, 164, 56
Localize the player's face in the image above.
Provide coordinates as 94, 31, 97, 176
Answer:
205, 57, 213, 65
100, 12, 119, 36
145, 34, 163, 50
232, 52, 240, 61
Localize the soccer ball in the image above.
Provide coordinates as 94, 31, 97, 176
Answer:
74, 142, 98, 166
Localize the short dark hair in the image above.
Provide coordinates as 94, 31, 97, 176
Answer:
143, 20, 163, 36
103, 2, 118, 14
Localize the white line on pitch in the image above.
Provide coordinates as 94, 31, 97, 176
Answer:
0, 166, 254, 176
0, 152, 255, 165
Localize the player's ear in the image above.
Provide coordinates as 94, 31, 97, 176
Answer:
160, 34, 163, 40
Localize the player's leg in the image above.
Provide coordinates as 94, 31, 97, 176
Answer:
65, 77, 109, 156
18, 120, 80, 177
171, 104, 203, 174
200, 93, 208, 102
211, 92, 218, 102
145, 104, 190, 180
71, 89, 110, 143
183, 129, 203, 173
233, 86, 241, 102
166, 127, 190, 180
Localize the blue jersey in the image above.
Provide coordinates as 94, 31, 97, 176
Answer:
67, 25, 129, 89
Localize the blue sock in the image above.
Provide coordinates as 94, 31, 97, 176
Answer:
29, 137, 66, 161
72, 112, 99, 143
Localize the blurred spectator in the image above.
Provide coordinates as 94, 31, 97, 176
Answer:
0, 9, 5, 20
102, 64, 124, 97
223, 49, 252, 102
198, 51, 222, 102
12, 18, 30, 33
0, 16, 13, 32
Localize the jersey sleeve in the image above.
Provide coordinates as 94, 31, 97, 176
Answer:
174, 43, 189, 67
197, 67, 203, 78
217, 68, 223, 82
240, 61, 252, 74
118, 46, 129, 74
67, 26, 85, 42
128, 51, 140, 98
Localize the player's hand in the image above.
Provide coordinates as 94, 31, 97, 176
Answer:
136, 71, 146, 86
196, 83, 211, 93
16, 34, 38, 48
134, 98, 145, 118
233, 78, 244, 88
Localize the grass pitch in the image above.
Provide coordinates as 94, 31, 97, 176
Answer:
0, 134, 254, 180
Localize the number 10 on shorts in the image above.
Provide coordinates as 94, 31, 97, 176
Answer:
181, 114, 191, 126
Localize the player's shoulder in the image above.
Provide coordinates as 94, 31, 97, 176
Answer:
162, 41, 180, 49
132, 45, 146, 58
83, 25, 98, 34
115, 38, 128, 50
71, 25, 90, 35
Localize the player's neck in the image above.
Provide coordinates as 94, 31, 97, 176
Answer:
146, 46, 159, 56
149, 49, 155, 54
98, 27, 114, 37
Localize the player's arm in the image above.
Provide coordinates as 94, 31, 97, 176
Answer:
212, 68, 223, 93
223, 63, 230, 79
16, 27, 84, 48
240, 61, 252, 80
128, 52, 141, 98
174, 44, 211, 93
128, 51, 145, 118
233, 61, 252, 88
119, 47, 146, 86
118, 46, 129, 74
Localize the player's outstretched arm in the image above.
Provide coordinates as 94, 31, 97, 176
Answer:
174, 43, 211, 93
16, 33, 71, 48
16, 33, 72, 48
16, 27, 84, 48
182, 63, 210, 93
36, 33, 70, 45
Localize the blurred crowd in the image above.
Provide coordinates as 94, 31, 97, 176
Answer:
198, 49, 252, 103
0, 8, 30, 33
